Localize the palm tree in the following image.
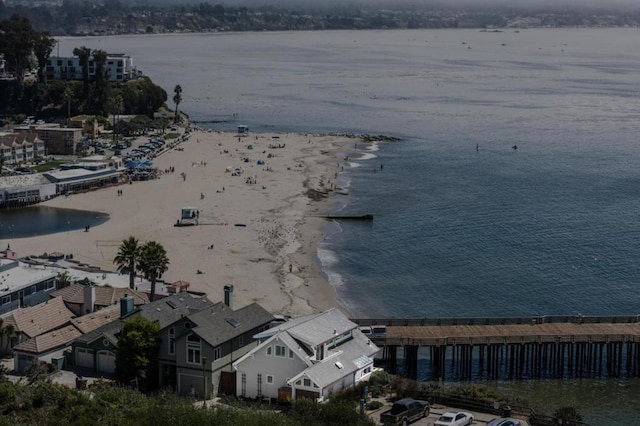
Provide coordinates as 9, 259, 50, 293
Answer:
56, 271, 73, 289
114, 236, 141, 290
173, 84, 182, 123
137, 241, 169, 302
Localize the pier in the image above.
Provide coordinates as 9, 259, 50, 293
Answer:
352, 315, 640, 381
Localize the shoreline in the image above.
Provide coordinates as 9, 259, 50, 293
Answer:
2, 129, 367, 317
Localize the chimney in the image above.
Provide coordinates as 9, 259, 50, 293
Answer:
120, 294, 135, 318
224, 285, 234, 310
83, 284, 95, 314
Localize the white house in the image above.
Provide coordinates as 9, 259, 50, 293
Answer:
232, 308, 379, 402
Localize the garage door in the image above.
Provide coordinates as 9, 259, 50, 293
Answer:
76, 348, 94, 369
97, 351, 116, 374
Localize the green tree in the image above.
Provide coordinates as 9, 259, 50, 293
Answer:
113, 236, 140, 290
137, 241, 169, 302
0, 15, 36, 90
91, 49, 110, 114
172, 84, 182, 123
32, 32, 55, 85
115, 316, 160, 391
72, 45, 91, 92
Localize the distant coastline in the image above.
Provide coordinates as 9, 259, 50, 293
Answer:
5, 3, 640, 37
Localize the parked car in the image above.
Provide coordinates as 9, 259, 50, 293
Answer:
380, 398, 429, 426
434, 411, 474, 426
486, 418, 522, 426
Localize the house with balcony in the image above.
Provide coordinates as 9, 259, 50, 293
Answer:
0, 132, 45, 165
232, 308, 380, 402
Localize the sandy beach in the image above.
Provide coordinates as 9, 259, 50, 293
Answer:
4, 129, 360, 317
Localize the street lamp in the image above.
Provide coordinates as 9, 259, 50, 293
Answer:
202, 356, 207, 404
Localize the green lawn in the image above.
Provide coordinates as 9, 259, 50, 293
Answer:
33, 160, 65, 173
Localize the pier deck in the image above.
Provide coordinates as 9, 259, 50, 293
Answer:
353, 316, 640, 381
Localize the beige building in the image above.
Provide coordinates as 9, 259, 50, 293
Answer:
69, 115, 103, 139
14, 125, 82, 155
0, 132, 46, 165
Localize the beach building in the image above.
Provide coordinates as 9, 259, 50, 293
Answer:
0, 174, 56, 208
0, 259, 58, 315
0, 132, 46, 165
13, 125, 82, 155
42, 168, 121, 195
46, 53, 137, 82
233, 308, 379, 402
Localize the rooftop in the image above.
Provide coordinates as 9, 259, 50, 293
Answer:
2, 297, 75, 338
189, 302, 274, 346
0, 260, 57, 297
13, 324, 81, 355
70, 304, 121, 334
52, 283, 149, 310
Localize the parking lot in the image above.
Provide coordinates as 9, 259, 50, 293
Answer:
368, 399, 529, 426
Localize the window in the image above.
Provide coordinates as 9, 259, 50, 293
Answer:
275, 345, 286, 357
213, 346, 221, 360
238, 336, 243, 347
45, 281, 55, 291
303, 378, 311, 387
241, 373, 246, 397
2, 296, 10, 305
168, 327, 175, 355
187, 334, 201, 364
289, 349, 294, 359
266, 346, 272, 356
266, 375, 274, 384
30, 286, 36, 294
257, 374, 262, 398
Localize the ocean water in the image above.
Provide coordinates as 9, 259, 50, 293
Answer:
57, 28, 640, 423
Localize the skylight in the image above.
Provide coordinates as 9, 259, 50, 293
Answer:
335, 361, 343, 369
226, 318, 240, 328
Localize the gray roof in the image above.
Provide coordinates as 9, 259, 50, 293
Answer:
255, 308, 355, 347
136, 293, 216, 330
189, 302, 274, 347
292, 329, 380, 389
73, 293, 215, 345
73, 318, 123, 345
